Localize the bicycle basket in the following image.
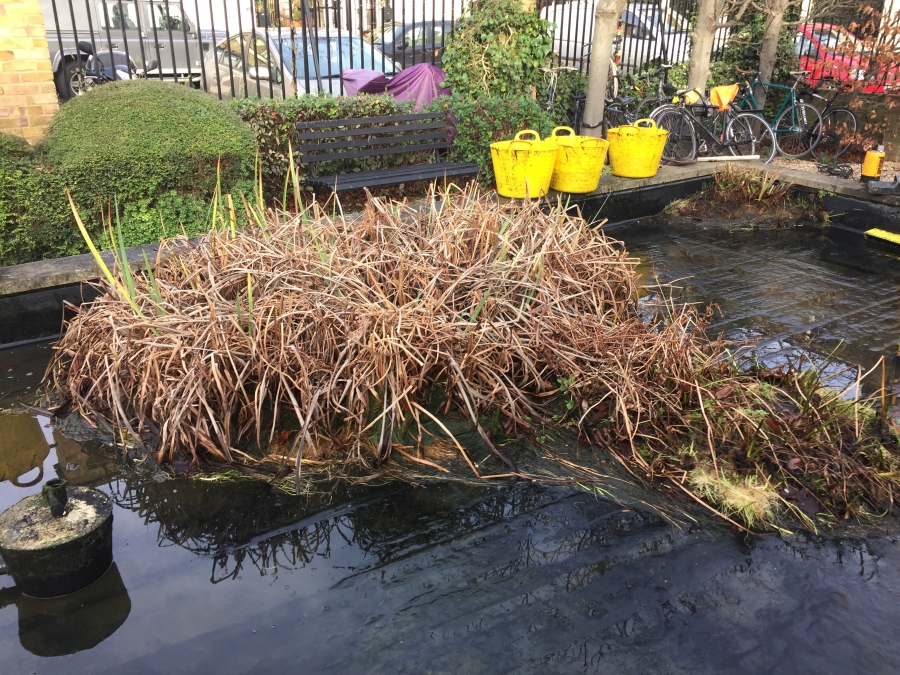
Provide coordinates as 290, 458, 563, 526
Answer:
709, 84, 740, 112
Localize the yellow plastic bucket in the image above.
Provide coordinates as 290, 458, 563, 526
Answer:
546, 126, 609, 193
606, 118, 669, 179
490, 130, 559, 198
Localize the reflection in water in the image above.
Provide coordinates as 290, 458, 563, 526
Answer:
0, 415, 50, 487
0, 563, 130, 657
628, 222, 900, 398
108, 475, 564, 582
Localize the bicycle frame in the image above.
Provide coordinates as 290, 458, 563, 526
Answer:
738, 76, 809, 136
669, 104, 747, 152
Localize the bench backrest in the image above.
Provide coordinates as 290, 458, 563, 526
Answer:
295, 113, 450, 177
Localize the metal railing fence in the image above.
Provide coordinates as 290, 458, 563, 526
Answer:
41, 0, 897, 102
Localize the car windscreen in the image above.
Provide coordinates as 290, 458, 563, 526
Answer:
811, 28, 858, 53
372, 24, 404, 45
279, 37, 398, 78
628, 4, 689, 32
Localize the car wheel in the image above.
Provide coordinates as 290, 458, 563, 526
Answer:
56, 59, 93, 100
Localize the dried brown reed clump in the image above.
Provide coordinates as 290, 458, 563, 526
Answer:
47, 185, 900, 530
48, 186, 709, 471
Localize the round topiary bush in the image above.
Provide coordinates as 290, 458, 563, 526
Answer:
41, 80, 257, 247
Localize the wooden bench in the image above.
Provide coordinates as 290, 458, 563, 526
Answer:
294, 112, 480, 193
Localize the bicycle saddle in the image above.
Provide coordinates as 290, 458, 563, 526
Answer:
790, 70, 811, 78
614, 96, 636, 105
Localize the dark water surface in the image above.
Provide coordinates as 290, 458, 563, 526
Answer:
2, 220, 900, 673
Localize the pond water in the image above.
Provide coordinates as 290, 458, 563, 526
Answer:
2, 219, 900, 673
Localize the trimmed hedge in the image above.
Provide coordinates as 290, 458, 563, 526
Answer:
231, 94, 416, 199
426, 96, 554, 184
0, 134, 74, 265
43, 80, 256, 213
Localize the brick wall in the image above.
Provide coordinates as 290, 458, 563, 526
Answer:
0, 0, 59, 143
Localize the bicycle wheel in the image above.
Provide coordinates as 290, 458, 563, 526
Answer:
606, 61, 619, 104
726, 112, 776, 163
654, 108, 697, 161
811, 108, 858, 161
773, 102, 822, 158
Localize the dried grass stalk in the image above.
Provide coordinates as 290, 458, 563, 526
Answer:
48, 186, 707, 470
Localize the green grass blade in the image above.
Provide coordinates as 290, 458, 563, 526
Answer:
66, 190, 155, 331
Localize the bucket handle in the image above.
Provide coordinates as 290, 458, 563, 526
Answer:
550, 126, 576, 138
11, 465, 44, 488
514, 130, 541, 142
618, 118, 658, 136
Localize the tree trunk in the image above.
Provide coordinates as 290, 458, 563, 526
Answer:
582, 0, 629, 138
687, 0, 720, 92
757, 0, 789, 109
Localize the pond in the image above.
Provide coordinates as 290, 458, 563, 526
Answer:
2, 218, 900, 673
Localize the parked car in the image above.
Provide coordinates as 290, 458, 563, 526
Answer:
41, 0, 212, 99
540, 1, 696, 68
371, 21, 453, 67
202, 29, 401, 99
795, 23, 898, 93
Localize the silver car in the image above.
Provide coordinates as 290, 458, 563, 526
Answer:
203, 28, 401, 99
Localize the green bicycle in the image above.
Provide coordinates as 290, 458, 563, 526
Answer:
734, 68, 823, 159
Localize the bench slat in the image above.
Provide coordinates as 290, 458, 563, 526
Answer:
296, 112, 444, 129
307, 162, 480, 191
299, 132, 447, 153
300, 141, 448, 165
295, 120, 447, 141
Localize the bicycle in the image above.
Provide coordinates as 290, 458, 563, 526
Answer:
601, 64, 677, 134
806, 80, 859, 161
542, 65, 585, 131
734, 68, 823, 158
652, 83, 777, 163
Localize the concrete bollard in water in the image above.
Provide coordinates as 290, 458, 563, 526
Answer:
0, 480, 113, 598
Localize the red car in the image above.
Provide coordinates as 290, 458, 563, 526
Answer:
795, 23, 897, 93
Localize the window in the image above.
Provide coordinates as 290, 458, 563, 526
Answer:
151, 3, 188, 31
795, 34, 819, 59
622, 18, 651, 41
279, 37, 397, 79
433, 25, 445, 47
372, 24, 404, 45
98, 2, 138, 30
406, 26, 426, 47
246, 37, 279, 80
810, 28, 858, 54
217, 37, 244, 70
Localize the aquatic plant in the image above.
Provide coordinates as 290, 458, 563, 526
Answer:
46, 185, 900, 532
689, 467, 781, 530
666, 164, 829, 227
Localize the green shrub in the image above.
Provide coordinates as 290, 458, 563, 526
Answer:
442, 0, 553, 99
40, 80, 256, 245
231, 94, 416, 199
0, 133, 75, 266
0, 133, 33, 161
426, 96, 554, 184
